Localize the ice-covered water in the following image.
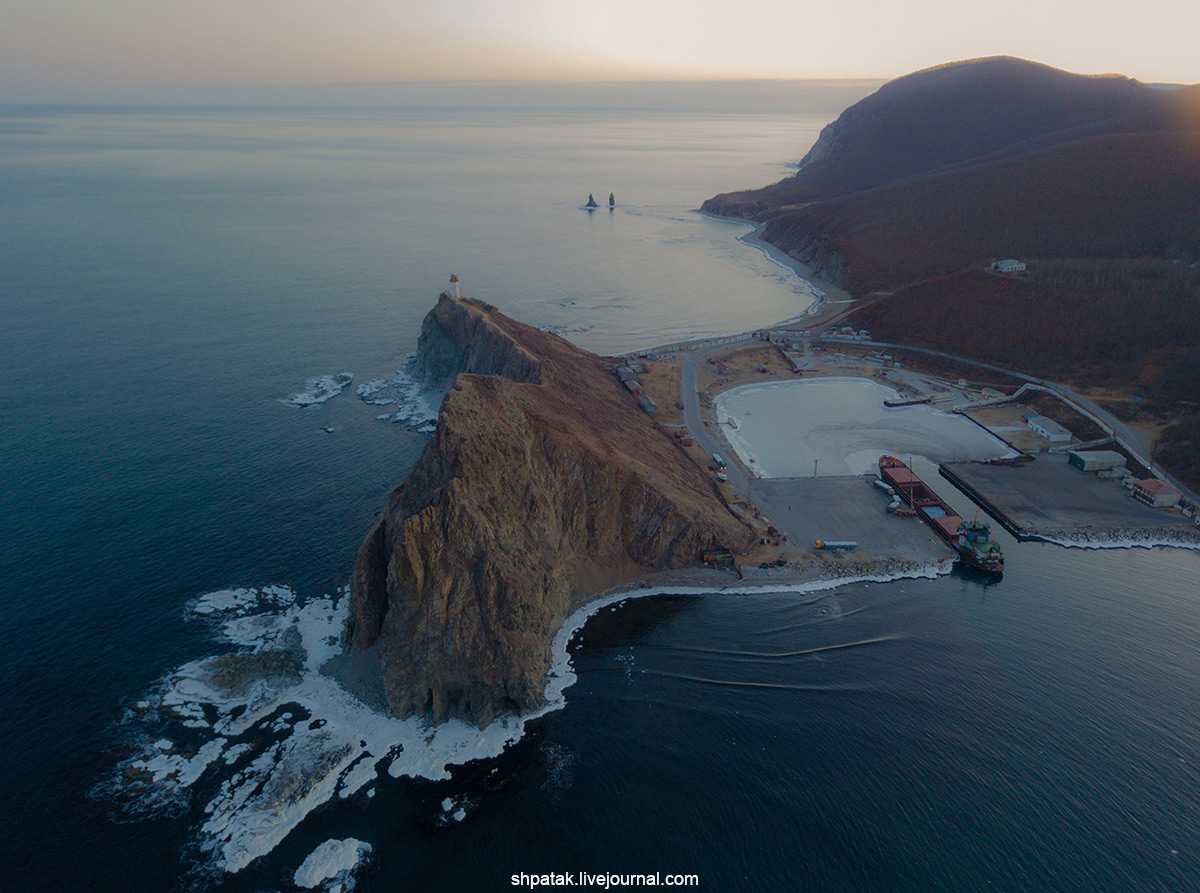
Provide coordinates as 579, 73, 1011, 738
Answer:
294, 838, 372, 891
286, 373, 354, 407
716, 378, 1015, 477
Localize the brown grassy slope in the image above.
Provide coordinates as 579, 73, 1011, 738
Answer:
849, 263, 1200, 388
456, 301, 730, 507
760, 131, 1200, 293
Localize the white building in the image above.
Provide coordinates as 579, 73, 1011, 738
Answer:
991, 259, 1027, 273
1131, 479, 1181, 508
1027, 415, 1071, 442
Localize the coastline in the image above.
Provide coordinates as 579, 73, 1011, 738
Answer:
1027, 527, 1200, 550
541, 557, 952, 734
696, 210, 855, 315
115, 556, 951, 878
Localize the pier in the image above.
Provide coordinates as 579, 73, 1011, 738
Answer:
940, 458, 1196, 541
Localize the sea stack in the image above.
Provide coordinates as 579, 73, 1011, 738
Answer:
349, 294, 751, 727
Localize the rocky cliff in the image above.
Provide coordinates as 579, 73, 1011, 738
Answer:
350, 295, 751, 727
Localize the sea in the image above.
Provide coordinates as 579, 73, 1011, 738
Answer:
2, 102, 1200, 893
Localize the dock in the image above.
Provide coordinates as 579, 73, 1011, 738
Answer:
939, 458, 1195, 540
744, 474, 954, 566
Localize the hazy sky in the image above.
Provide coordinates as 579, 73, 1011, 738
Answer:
3, 0, 1197, 101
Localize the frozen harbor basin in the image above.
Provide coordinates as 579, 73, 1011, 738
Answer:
715, 378, 1014, 478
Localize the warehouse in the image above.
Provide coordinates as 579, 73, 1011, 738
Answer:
1027, 415, 1072, 442
1067, 450, 1126, 473
991, 259, 1027, 272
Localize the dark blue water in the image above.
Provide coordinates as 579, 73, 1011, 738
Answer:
2, 105, 1199, 892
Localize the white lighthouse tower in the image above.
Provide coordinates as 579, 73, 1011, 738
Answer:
449, 273, 460, 298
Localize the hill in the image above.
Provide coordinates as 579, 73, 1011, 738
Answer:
350, 295, 751, 726
702, 56, 1200, 489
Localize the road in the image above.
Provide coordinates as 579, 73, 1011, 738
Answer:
679, 336, 757, 499
817, 337, 1196, 504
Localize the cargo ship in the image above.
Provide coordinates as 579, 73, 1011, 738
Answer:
879, 456, 1004, 575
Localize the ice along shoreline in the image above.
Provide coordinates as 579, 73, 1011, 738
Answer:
105, 556, 949, 882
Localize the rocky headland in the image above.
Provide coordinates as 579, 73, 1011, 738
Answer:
349, 294, 752, 727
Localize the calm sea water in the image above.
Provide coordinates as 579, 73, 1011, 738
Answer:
2, 105, 1199, 892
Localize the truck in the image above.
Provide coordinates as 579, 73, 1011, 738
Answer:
712, 453, 727, 470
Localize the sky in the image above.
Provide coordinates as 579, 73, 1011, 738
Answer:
2, 0, 1198, 102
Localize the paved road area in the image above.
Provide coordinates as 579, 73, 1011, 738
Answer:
680, 336, 757, 497
751, 475, 953, 564
944, 459, 1193, 534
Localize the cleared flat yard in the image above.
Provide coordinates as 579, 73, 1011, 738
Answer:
962, 404, 1052, 452
750, 474, 954, 564
942, 458, 1191, 534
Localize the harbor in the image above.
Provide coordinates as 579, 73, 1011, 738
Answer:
631, 333, 1200, 575
941, 457, 1200, 545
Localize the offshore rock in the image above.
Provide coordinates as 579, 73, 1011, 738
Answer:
351, 294, 750, 727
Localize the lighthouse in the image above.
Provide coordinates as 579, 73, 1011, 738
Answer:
449, 273, 460, 299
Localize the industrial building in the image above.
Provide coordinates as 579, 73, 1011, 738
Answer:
1131, 479, 1182, 508
1068, 450, 1126, 473
1027, 415, 1072, 442
992, 259, 1027, 272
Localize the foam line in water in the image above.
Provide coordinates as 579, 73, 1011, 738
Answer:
663, 634, 899, 659
647, 673, 872, 693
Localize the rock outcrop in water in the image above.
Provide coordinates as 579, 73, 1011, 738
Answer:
350, 294, 750, 727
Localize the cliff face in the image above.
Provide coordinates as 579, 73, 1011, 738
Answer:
350, 295, 750, 727
414, 294, 543, 390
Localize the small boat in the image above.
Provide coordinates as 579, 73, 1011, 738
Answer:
583, 193, 599, 210
608, 192, 615, 208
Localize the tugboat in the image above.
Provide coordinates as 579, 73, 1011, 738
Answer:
955, 516, 1005, 575
878, 456, 1004, 576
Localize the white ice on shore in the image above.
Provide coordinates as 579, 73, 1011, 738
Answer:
350, 364, 441, 429
294, 838, 372, 891
1031, 530, 1200, 550
715, 378, 1014, 478
355, 379, 388, 399
113, 562, 948, 880
286, 374, 354, 407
